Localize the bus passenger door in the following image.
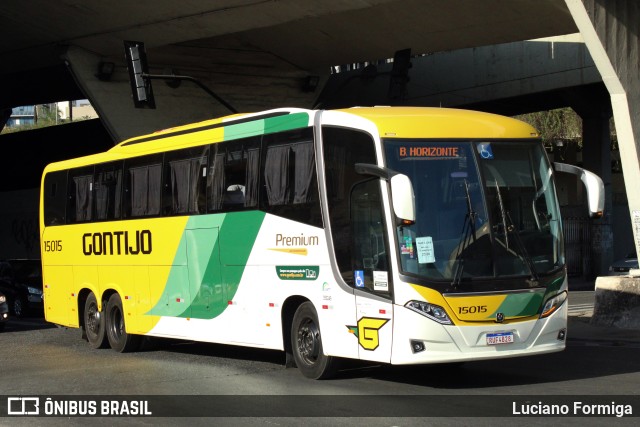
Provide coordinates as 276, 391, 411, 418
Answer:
351, 179, 393, 363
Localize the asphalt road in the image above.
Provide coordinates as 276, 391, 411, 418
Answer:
1, 291, 638, 426
567, 291, 596, 316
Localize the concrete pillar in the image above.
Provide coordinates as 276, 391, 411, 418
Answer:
563, 84, 614, 277
581, 110, 613, 277
566, 0, 640, 326
566, 0, 640, 260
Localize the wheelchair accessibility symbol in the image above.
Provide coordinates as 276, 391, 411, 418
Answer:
477, 143, 494, 159
355, 270, 365, 288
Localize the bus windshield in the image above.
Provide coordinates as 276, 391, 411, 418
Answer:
384, 139, 563, 283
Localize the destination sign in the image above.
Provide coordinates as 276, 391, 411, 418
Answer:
399, 146, 460, 158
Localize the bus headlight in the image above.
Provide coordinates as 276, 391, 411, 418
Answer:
405, 301, 453, 325
540, 291, 567, 318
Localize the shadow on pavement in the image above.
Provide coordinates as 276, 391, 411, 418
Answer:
0, 316, 56, 333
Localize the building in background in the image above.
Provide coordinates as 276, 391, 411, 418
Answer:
6, 106, 36, 127
56, 99, 98, 121
5, 100, 97, 131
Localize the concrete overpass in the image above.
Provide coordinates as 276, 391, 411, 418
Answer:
0, 0, 639, 282
1, 0, 578, 140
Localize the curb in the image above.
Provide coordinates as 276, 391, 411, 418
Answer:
591, 276, 640, 329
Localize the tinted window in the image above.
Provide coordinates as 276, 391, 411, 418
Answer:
67, 166, 95, 223
163, 147, 208, 215
123, 154, 163, 218
43, 171, 68, 226
351, 178, 390, 295
322, 127, 377, 285
207, 137, 260, 212
262, 127, 321, 227
94, 161, 123, 221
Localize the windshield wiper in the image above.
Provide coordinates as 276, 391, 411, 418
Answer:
532, 167, 553, 231
494, 181, 539, 282
505, 211, 539, 282
494, 180, 509, 250
451, 179, 477, 287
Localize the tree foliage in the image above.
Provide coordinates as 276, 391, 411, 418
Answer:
515, 108, 582, 146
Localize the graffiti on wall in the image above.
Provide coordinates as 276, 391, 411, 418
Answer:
9, 217, 39, 258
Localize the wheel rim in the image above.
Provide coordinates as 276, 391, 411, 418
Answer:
86, 301, 100, 336
296, 317, 320, 365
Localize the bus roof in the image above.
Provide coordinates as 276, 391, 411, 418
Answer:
42, 106, 539, 172
112, 106, 537, 153
335, 107, 539, 140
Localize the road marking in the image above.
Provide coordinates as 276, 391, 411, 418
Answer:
568, 303, 594, 316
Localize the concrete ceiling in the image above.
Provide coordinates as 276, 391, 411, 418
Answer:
2, 0, 577, 76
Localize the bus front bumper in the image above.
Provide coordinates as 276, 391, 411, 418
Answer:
390, 302, 567, 365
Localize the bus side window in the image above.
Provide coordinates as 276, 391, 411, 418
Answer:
94, 161, 123, 221
207, 137, 260, 213
163, 147, 208, 216
43, 171, 68, 226
208, 144, 226, 211
261, 127, 321, 227
123, 154, 163, 218
67, 166, 95, 224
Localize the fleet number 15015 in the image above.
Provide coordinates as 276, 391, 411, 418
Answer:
458, 305, 487, 314
44, 240, 62, 252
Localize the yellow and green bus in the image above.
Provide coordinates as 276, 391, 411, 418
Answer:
39, 106, 603, 379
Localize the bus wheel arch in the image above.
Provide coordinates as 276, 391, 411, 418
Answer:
104, 292, 141, 353
290, 301, 339, 379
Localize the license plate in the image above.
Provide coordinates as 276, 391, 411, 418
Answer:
486, 332, 514, 345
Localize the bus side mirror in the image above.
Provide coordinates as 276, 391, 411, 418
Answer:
354, 163, 416, 225
554, 162, 604, 218
390, 173, 416, 224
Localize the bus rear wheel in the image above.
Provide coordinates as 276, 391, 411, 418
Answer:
84, 292, 107, 349
105, 293, 141, 353
291, 302, 338, 379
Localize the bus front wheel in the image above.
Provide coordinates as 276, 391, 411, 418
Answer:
291, 302, 338, 379
84, 292, 108, 349
105, 293, 141, 353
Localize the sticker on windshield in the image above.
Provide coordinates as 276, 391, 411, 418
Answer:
355, 270, 365, 288
373, 271, 388, 291
416, 237, 435, 264
477, 143, 494, 159
401, 236, 414, 258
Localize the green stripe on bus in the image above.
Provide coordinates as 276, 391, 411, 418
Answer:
263, 112, 309, 134
147, 211, 265, 319
489, 290, 545, 318
221, 112, 309, 141
223, 119, 264, 141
